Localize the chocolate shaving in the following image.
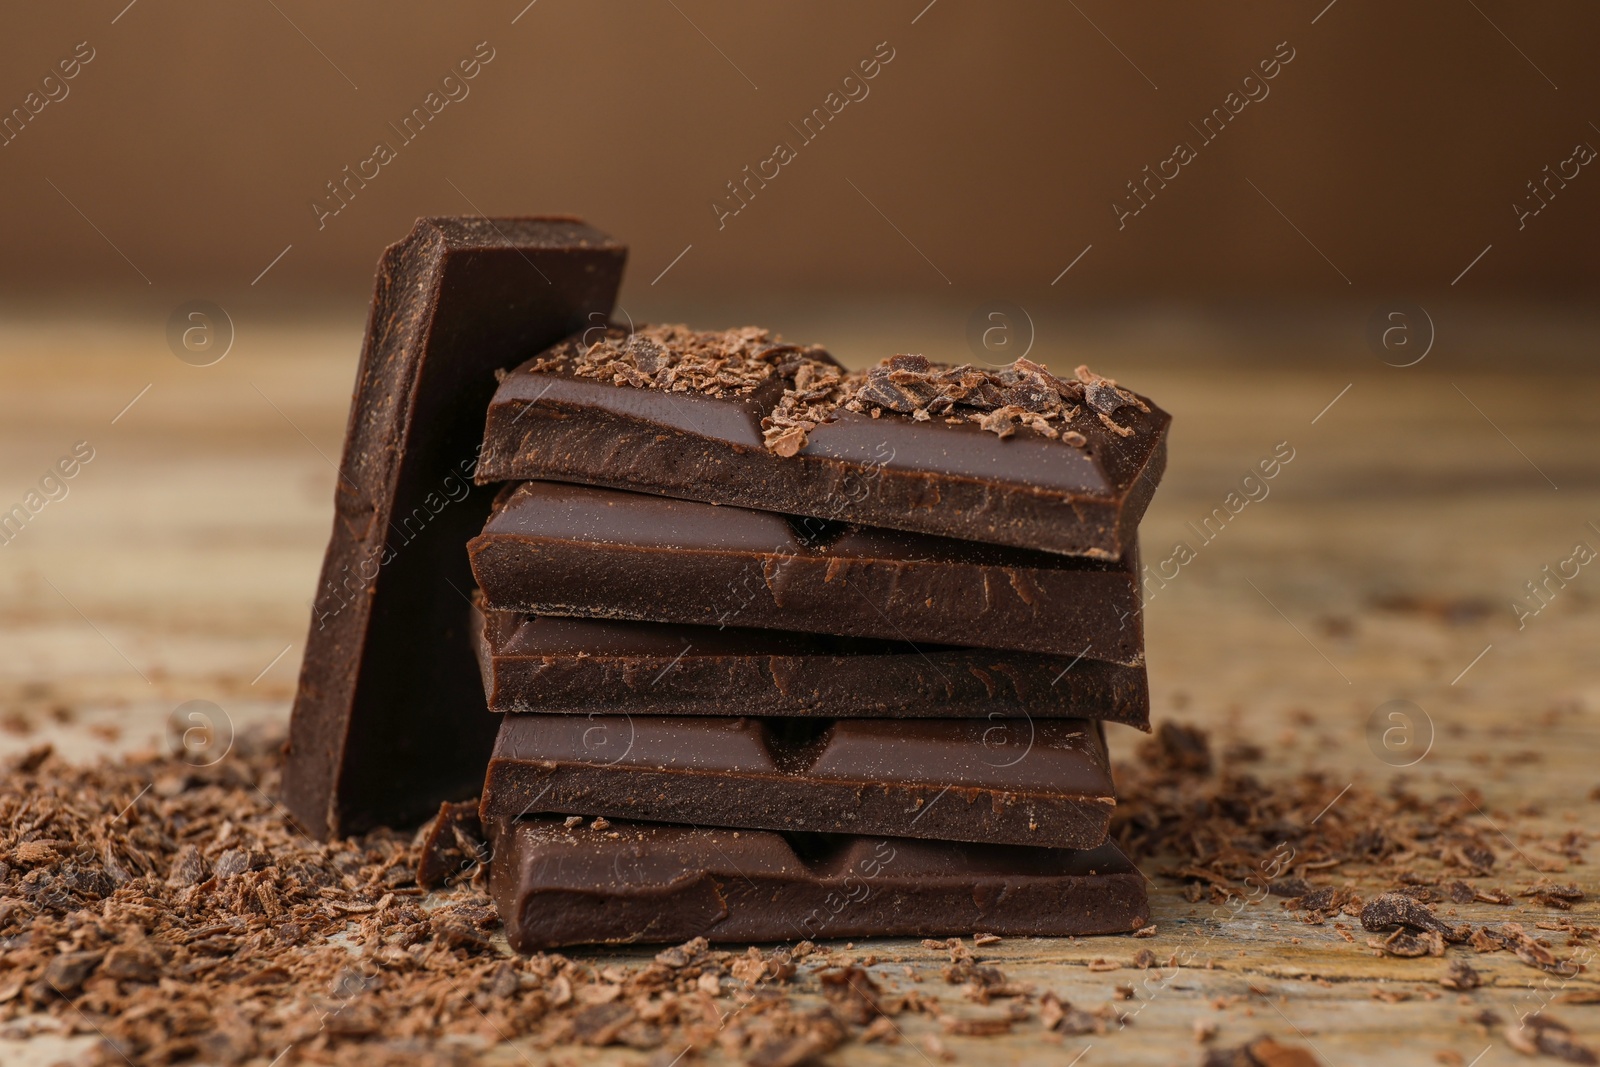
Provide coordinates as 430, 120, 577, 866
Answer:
0, 740, 993, 1065
1441, 958, 1481, 991
416, 799, 487, 889
1472, 923, 1581, 977
763, 351, 1147, 453
1202, 1034, 1324, 1066
1367, 927, 1444, 957
1360, 893, 1468, 942
819, 966, 885, 1024
1506, 1013, 1598, 1064
552, 324, 831, 401
1139, 721, 1214, 776
1038, 991, 1113, 1036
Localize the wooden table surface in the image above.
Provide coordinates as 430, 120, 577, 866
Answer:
1, 303, 1597, 1065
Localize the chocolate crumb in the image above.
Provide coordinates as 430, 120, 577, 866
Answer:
819, 966, 884, 1024
1360, 894, 1466, 942
1203, 1034, 1325, 1066
1138, 721, 1213, 776
1506, 1012, 1598, 1063
416, 799, 486, 889
1441, 958, 1481, 991
761, 350, 1148, 453
5, 738, 1021, 1066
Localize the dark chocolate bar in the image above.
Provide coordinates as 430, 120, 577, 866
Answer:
480, 715, 1116, 848
492, 816, 1149, 949
475, 326, 1169, 558
283, 217, 627, 839
468, 481, 1144, 661
473, 600, 1150, 724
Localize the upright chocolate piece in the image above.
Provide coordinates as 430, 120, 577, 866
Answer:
284, 217, 627, 839
473, 601, 1150, 724
481, 715, 1115, 847
492, 816, 1150, 949
468, 481, 1145, 661
476, 326, 1170, 558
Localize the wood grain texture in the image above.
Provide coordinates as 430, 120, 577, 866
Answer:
1, 309, 1597, 1064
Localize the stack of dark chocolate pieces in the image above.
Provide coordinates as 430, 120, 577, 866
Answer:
465, 324, 1171, 950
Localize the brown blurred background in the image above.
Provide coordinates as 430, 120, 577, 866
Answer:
0, 0, 1595, 303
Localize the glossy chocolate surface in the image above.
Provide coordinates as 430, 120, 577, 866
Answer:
473, 601, 1150, 724
477, 334, 1169, 558
282, 217, 627, 839
481, 714, 1115, 848
468, 480, 1145, 661
492, 816, 1149, 949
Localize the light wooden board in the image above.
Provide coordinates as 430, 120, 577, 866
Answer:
1, 306, 1598, 1065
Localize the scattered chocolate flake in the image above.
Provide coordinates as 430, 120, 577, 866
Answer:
1361, 894, 1467, 942
819, 966, 884, 1024
1110, 722, 1596, 988
942, 953, 1027, 1004
569, 1001, 637, 1046
1506, 1013, 1598, 1064
859, 1015, 899, 1044
14, 744, 53, 774
1038, 991, 1109, 1036
212, 847, 268, 878
0, 737, 1034, 1066
760, 357, 851, 455
1368, 927, 1445, 958
552, 324, 824, 401
744, 1009, 848, 1067
942, 1013, 1014, 1036
1471, 923, 1581, 977
763, 352, 1146, 453
1450, 841, 1497, 873
1138, 721, 1213, 776
1075, 364, 1148, 417
855, 355, 1074, 417
1522, 883, 1586, 910
416, 799, 486, 889
1441, 958, 1481, 991
41, 950, 102, 995
1396, 884, 1441, 904
1202, 1034, 1325, 1066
